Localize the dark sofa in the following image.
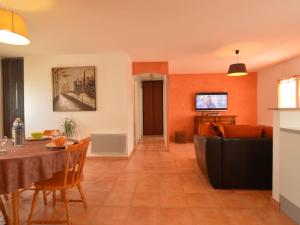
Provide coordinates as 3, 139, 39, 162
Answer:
194, 135, 272, 189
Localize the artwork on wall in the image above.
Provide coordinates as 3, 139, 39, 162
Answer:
52, 66, 96, 112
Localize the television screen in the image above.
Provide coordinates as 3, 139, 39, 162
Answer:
196, 92, 228, 111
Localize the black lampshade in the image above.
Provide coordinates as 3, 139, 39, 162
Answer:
227, 63, 248, 76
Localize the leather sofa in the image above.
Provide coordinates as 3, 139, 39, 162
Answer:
194, 135, 272, 189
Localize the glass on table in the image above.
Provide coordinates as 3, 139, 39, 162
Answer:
0, 136, 8, 152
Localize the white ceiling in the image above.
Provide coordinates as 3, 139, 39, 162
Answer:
1, 0, 300, 73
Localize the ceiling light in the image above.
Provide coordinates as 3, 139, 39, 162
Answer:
227, 50, 248, 76
0, 8, 30, 45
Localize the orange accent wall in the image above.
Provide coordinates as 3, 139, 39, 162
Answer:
169, 73, 258, 142
132, 62, 169, 75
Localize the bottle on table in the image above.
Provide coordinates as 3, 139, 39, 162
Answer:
12, 118, 25, 147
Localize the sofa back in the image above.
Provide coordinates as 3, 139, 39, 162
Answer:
222, 138, 272, 189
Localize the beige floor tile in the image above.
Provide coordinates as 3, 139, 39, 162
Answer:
112, 181, 137, 193
3, 139, 296, 225
125, 207, 159, 225
190, 208, 230, 225
160, 192, 188, 208
104, 192, 133, 206
131, 192, 160, 207
159, 208, 195, 225
90, 206, 130, 225
186, 193, 221, 208
222, 209, 265, 225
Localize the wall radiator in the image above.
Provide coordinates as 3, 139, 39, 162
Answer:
90, 134, 127, 156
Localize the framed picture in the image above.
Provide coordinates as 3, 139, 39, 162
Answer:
52, 66, 96, 112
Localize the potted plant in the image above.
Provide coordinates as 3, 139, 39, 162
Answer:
63, 117, 76, 138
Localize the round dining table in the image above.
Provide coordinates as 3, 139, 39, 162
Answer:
0, 140, 67, 225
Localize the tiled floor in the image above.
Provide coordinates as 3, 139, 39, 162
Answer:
0, 137, 296, 225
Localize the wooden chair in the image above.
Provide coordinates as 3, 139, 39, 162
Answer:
42, 135, 88, 208
42, 129, 60, 205
43, 130, 61, 136
0, 195, 10, 225
52, 137, 89, 209
27, 137, 91, 225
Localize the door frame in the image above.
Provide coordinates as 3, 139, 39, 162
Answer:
133, 73, 168, 146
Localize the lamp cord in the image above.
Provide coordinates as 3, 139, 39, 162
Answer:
235, 50, 239, 63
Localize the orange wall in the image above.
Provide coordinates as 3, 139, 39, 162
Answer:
169, 73, 258, 142
132, 62, 168, 75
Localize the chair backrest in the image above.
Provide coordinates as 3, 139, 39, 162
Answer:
63, 137, 91, 186
43, 130, 60, 136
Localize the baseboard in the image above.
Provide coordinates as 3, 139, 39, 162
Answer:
87, 147, 135, 159
128, 148, 135, 158
271, 197, 280, 209
87, 155, 129, 159
280, 195, 300, 224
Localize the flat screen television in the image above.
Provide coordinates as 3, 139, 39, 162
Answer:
195, 92, 228, 111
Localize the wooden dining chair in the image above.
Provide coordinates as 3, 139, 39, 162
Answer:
42, 130, 61, 205
27, 137, 91, 225
0, 195, 10, 225
52, 137, 90, 209
43, 130, 61, 136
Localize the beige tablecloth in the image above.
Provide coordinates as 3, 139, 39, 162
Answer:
0, 141, 66, 194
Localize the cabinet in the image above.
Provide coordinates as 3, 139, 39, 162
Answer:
2, 58, 25, 137
194, 115, 236, 134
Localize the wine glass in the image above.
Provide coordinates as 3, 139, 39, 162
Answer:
0, 136, 8, 152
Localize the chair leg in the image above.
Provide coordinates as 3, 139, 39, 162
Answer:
12, 192, 19, 225
43, 191, 47, 205
77, 183, 87, 209
27, 189, 39, 225
0, 196, 10, 225
3, 194, 9, 200
52, 190, 56, 207
62, 190, 72, 225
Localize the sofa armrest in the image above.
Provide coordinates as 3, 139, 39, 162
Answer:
194, 135, 222, 188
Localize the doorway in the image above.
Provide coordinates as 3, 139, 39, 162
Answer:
142, 80, 163, 135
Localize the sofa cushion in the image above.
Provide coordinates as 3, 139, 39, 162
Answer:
223, 125, 263, 138
199, 122, 217, 136
211, 123, 224, 137
261, 126, 273, 139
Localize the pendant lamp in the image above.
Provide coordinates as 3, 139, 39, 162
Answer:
227, 50, 247, 76
0, 8, 30, 45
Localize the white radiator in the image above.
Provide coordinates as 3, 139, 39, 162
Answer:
90, 134, 127, 156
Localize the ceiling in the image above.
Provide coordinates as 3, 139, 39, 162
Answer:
1, 0, 300, 73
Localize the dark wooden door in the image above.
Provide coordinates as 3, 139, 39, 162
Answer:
2, 58, 25, 137
142, 80, 163, 135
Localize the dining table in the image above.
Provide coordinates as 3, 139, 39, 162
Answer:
0, 140, 67, 225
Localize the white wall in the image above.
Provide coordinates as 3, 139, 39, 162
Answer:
258, 56, 300, 125
24, 53, 134, 155
280, 128, 300, 208
272, 110, 300, 202
258, 56, 300, 203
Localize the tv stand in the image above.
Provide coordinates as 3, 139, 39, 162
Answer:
194, 114, 237, 134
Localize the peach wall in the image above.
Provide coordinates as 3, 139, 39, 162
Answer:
132, 62, 168, 75
169, 73, 258, 142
